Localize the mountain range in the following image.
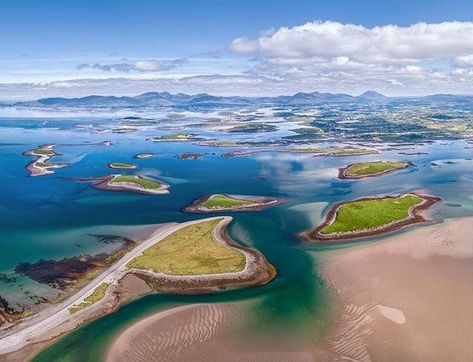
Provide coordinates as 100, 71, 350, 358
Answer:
14, 90, 473, 108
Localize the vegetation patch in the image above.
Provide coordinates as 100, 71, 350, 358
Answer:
68, 283, 109, 314
321, 194, 423, 235
340, 161, 411, 179
127, 218, 246, 275
110, 175, 163, 189
202, 194, 256, 209
281, 147, 377, 156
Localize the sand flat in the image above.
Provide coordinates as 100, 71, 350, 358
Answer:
323, 217, 473, 361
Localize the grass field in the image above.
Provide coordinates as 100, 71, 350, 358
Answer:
68, 283, 108, 314
344, 161, 409, 177
127, 218, 246, 275
110, 175, 163, 189
35, 162, 53, 168
32, 149, 54, 156
201, 194, 256, 209
321, 194, 423, 235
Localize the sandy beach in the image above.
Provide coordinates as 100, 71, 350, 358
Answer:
323, 217, 473, 361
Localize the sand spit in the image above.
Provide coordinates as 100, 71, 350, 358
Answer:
24, 144, 69, 177
0, 217, 275, 356
323, 217, 473, 361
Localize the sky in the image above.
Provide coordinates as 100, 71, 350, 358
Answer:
2, 0, 473, 100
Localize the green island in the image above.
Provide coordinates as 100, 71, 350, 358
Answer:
31, 149, 54, 156
202, 194, 256, 209
35, 162, 53, 168
68, 283, 108, 314
110, 175, 163, 189
281, 147, 377, 156
302, 193, 440, 242
183, 194, 280, 213
227, 123, 278, 133
148, 133, 196, 142
340, 161, 411, 179
127, 218, 246, 275
107, 162, 137, 169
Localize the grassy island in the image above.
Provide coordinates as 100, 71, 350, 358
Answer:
148, 133, 196, 142
110, 175, 163, 189
340, 161, 412, 179
302, 193, 440, 242
68, 283, 108, 314
127, 218, 246, 275
281, 147, 377, 156
202, 194, 256, 209
107, 162, 137, 169
183, 194, 281, 213
24, 144, 69, 177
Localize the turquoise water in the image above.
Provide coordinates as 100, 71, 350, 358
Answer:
1, 118, 473, 360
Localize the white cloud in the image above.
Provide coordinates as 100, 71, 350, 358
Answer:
76, 58, 188, 72
230, 21, 473, 64
227, 21, 473, 95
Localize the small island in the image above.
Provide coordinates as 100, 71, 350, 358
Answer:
133, 153, 155, 159
183, 194, 281, 213
279, 147, 377, 157
339, 161, 413, 179
127, 217, 276, 293
107, 162, 137, 170
178, 153, 203, 160
300, 193, 440, 243
86, 174, 170, 195
147, 133, 201, 142
24, 144, 69, 177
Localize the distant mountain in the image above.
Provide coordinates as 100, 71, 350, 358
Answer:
357, 90, 388, 101
15, 90, 471, 109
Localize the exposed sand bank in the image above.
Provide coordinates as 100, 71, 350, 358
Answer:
106, 302, 330, 362
322, 217, 473, 361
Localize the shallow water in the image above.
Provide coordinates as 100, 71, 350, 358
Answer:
1, 117, 473, 360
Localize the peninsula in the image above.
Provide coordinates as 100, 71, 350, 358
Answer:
0, 217, 275, 355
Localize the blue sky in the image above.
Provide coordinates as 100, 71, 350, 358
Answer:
2, 0, 473, 99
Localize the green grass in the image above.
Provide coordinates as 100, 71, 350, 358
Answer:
111, 175, 163, 189
32, 149, 54, 156
109, 162, 135, 168
201, 194, 256, 209
154, 133, 191, 140
35, 162, 53, 168
344, 161, 409, 177
68, 283, 108, 314
127, 218, 246, 275
288, 147, 375, 155
321, 194, 423, 235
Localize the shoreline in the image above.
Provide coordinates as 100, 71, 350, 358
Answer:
300, 193, 441, 243
0, 217, 275, 356
183, 194, 282, 214
338, 161, 413, 180
24, 144, 69, 177
77, 175, 171, 195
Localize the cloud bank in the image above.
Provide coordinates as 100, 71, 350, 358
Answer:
76, 58, 188, 72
